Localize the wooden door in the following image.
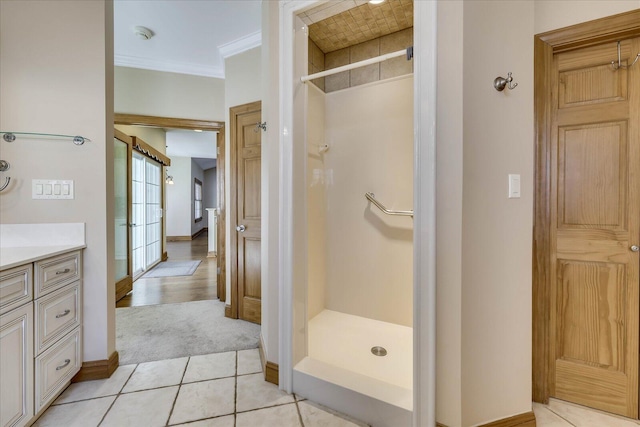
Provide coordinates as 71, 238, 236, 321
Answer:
230, 102, 262, 324
549, 37, 640, 417
114, 129, 133, 301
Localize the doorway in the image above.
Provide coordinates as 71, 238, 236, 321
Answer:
113, 114, 225, 305
533, 10, 640, 419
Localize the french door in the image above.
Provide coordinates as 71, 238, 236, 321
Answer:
114, 130, 133, 301
132, 152, 163, 278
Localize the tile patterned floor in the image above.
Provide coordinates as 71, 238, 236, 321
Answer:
535, 399, 640, 427
33, 349, 368, 427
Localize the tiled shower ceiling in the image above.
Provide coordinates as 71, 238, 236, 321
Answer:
305, 0, 413, 53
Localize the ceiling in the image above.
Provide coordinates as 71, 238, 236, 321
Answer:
303, 0, 413, 53
113, 0, 262, 78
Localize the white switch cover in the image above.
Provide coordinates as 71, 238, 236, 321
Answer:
508, 174, 521, 199
32, 180, 74, 199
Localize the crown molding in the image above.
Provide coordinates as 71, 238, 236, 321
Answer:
218, 31, 262, 59
114, 54, 225, 79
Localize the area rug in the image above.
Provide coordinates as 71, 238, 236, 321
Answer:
142, 260, 201, 278
116, 299, 260, 365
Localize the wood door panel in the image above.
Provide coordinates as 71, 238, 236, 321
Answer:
555, 359, 627, 415
557, 260, 625, 369
558, 123, 627, 228
243, 158, 261, 220
242, 238, 261, 300
559, 64, 627, 108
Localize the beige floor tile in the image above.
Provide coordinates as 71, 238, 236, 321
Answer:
183, 351, 236, 383
298, 400, 368, 427
122, 357, 188, 392
237, 348, 262, 375
236, 403, 302, 427
171, 415, 235, 427
236, 373, 295, 412
101, 386, 178, 427
533, 402, 573, 427
53, 364, 135, 404
548, 399, 639, 427
32, 396, 115, 427
169, 377, 236, 425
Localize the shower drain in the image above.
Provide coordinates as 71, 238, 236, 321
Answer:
371, 346, 388, 357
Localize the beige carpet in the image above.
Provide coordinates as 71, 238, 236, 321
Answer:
116, 299, 260, 365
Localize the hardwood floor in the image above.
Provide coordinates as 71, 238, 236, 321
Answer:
116, 233, 217, 308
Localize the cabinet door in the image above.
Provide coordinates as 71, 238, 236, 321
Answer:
0, 303, 33, 427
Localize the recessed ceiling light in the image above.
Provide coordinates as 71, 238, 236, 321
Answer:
369, 0, 385, 4
133, 26, 154, 41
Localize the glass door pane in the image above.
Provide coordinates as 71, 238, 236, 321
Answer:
145, 159, 162, 269
114, 138, 129, 282
132, 153, 145, 278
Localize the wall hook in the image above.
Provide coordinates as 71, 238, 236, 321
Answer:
611, 41, 640, 70
254, 122, 267, 133
0, 160, 11, 192
494, 72, 518, 91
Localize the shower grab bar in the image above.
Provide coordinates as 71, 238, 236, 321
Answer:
365, 192, 413, 217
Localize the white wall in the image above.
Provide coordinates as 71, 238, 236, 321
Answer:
166, 156, 192, 237
436, 1, 464, 425
534, 0, 639, 34
223, 47, 263, 306
115, 67, 225, 121
460, 2, 534, 425
322, 77, 414, 326
261, 0, 280, 367
0, 0, 114, 362
191, 159, 205, 236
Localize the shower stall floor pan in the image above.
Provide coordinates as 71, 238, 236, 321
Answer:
293, 310, 412, 427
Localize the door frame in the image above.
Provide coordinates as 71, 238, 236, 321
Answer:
114, 114, 226, 300
228, 100, 262, 319
533, 9, 640, 404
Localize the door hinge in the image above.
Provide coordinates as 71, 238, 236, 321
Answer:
217, 146, 220, 155
217, 267, 221, 275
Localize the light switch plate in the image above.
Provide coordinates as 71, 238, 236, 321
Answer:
508, 174, 521, 199
32, 179, 74, 199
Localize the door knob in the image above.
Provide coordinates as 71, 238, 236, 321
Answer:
631, 245, 639, 252
236, 225, 246, 232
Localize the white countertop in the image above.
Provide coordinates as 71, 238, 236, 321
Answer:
0, 244, 87, 271
0, 223, 86, 270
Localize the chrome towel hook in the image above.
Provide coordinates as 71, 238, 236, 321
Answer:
494, 72, 518, 91
611, 41, 640, 70
0, 160, 11, 192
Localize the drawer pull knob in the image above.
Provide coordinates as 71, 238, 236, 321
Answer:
56, 359, 71, 371
56, 309, 71, 319
55, 268, 71, 275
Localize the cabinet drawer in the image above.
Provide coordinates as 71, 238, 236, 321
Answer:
35, 283, 81, 355
0, 264, 33, 316
35, 251, 81, 298
35, 328, 81, 411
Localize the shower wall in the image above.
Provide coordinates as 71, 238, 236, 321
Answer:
307, 83, 327, 320
307, 75, 414, 327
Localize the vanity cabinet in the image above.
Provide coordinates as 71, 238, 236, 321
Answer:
0, 249, 82, 427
